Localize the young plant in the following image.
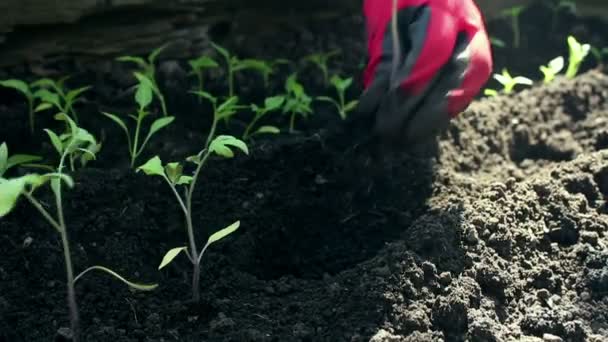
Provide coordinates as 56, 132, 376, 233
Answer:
189, 55, 219, 101
566, 36, 591, 79
303, 49, 341, 85
33, 77, 91, 124
501, 5, 526, 48
493, 68, 533, 94
138, 136, 247, 301
317, 75, 358, 120
282, 73, 313, 133
102, 73, 175, 168
117, 44, 170, 116
211, 42, 280, 96
193, 91, 241, 146
0, 79, 37, 134
490, 37, 507, 49
540, 56, 565, 83
243, 96, 284, 140
0, 115, 157, 342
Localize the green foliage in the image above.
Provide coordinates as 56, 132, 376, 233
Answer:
1, 116, 156, 342
117, 44, 170, 116
489, 37, 506, 49
0, 79, 37, 134
32, 77, 91, 125
192, 91, 242, 147
102, 76, 175, 168
303, 50, 340, 85
501, 5, 526, 48
540, 56, 565, 83
138, 134, 247, 301
316, 75, 358, 120
566, 36, 591, 78
189, 55, 219, 99
282, 73, 313, 133
243, 96, 284, 140
0, 142, 42, 178
492, 69, 533, 94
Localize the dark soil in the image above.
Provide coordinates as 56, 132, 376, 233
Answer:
1, 4, 608, 342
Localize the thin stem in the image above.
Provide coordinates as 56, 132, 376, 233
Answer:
28, 99, 34, 135
23, 193, 62, 232
197, 73, 204, 104
228, 66, 234, 98
289, 112, 296, 133
205, 116, 218, 149
512, 15, 520, 48
159, 94, 168, 117
163, 177, 189, 217
131, 111, 143, 168
243, 113, 263, 140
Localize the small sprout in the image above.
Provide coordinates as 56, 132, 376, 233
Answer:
501, 5, 526, 48
1, 117, 156, 342
540, 56, 565, 83
0, 79, 36, 134
138, 135, 248, 301
102, 75, 175, 168
243, 96, 284, 140
566, 36, 591, 79
493, 69, 533, 94
303, 50, 341, 85
282, 73, 313, 133
189, 55, 219, 101
316, 75, 358, 120
117, 43, 170, 116
483, 89, 498, 97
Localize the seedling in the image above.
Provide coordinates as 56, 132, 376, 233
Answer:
138, 135, 248, 301
501, 5, 526, 48
317, 75, 358, 120
243, 96, 284, 140
492, 68, 533, 94
303, 50, 341, 85
102, 73, 175, 168
540, 56, 565, 83
192, 91, 241, 147
490, 37, 507, 49
117, 43, 170, 116
0, 79, 37, 134
211, 42, 276, 97
282, 73, 313, 133
566, 36, 591, 79
189, 55, 219, 102
33, 77, 91, 125
0, 116, 157, 342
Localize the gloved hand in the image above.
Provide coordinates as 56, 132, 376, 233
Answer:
357, 0, 493, 147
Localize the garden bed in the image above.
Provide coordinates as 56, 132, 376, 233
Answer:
1, 3, 608, 342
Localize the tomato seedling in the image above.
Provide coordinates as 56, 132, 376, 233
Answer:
566, 36, 591, 79
492, 69, 533, 94
501, 5, 526, 48
303, 50, 341, 86
102, 73, 175, 168
33, 77, 91, 125
192, 91, 241, 147
243, 95, 284, 140
138, 135, 248, 301
317, 75, 358, 120
189, 55, 219, 102
540, 57, 564, 83
282, 73, 313, 133
0, 116, 157, 342
0, 79, 38, 134
117, 43, 170, 117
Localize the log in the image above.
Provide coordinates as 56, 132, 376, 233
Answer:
0, 0, 606, 68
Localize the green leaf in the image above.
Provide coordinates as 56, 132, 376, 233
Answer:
0, 177, 26, 217
191, 90, 217, 104
0, 79, 30, 98
330, 75, 352, 91
189, 56, 219, 70
158, 247, 188, 270
186, 155, 202, 165
148, 43, 170, 64
164, 162, 183, 184
44, 129, 64, 155
137, 156, 165, 177
135, 78, 154, 109
484, 89, 498, 97
344, 100, 359, 113
101, 112, 130, 137
34, 89, 62, 109
0, 143, 7, 174
254, 126, 280, 135
234, 59, 272, 73
43, 172, 75, 188
316, 96, 339, 106
116, 56, 148, 69
148, 116, 175, 138
209, 135, 249, 158
206, 221, 240, 245
7, 154, 43, 170
176, 176, 193, 185
65, 86, 91, 104
34, 102, 54, 112
133, 72, 157, 92
74, 266, 158, 291
217, 96, 239, 114
264, 96, 285, 111
211, 42, 230, 60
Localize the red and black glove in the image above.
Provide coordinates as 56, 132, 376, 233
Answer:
357, 0, 493, 146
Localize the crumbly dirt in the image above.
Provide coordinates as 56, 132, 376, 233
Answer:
1, 5, 608, 342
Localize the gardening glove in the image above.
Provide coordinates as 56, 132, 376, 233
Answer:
357, 0, 493, 147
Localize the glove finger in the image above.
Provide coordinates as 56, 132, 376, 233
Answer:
356, 74, 389, 117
